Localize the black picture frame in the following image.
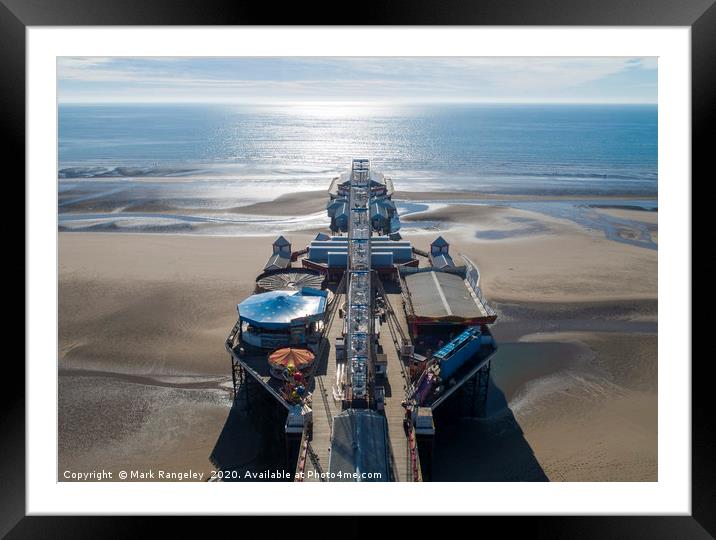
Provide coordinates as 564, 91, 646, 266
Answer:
6, 0, 707, 536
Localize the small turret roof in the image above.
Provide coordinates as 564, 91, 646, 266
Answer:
431, 235, 449, 247
273, 235, 291, 246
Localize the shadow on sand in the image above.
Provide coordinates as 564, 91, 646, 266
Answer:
431, 377, 548, 481
209, 379, 292, 481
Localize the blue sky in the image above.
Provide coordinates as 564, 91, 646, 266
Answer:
57, 57, 658, 104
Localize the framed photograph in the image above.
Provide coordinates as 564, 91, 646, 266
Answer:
10, 0, 706, 535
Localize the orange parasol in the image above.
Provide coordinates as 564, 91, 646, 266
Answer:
268, 347, 315, 371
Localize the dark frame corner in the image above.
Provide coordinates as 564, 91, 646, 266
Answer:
7, 0, 709, 537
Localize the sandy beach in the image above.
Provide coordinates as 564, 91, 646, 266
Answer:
59, 232, 317, 480
58, 191, 657, 482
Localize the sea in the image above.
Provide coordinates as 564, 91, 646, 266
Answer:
58, 102, 658, 236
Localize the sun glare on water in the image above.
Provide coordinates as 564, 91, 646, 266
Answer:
279, 101, 401, 119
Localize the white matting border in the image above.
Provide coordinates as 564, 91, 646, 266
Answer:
27, 26, 689, 515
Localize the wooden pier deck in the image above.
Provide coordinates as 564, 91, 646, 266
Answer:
297, 283, 419, 482
303, 298, 344, 482
380, 289, 419, 482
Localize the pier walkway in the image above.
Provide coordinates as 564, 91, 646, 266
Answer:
303, 298, 344, 481
379, 289, 417, 481
300, 286, 418, 482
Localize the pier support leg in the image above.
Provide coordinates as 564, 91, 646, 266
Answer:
230, 354, 240, 400
243, 371, 252, 412
475, 361, 491, 418
230, 358, 252, 412
453, 361, 491, 418
460, 371, 479, 417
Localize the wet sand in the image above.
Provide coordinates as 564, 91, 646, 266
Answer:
58, 191, 657, 482
59, 189, 328, 216
226, 190, 327, 216
402, 204, 657, 302
594, 206, 659, 224
394, 190, 656, 202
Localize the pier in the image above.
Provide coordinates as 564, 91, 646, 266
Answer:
225, 159, 498, 482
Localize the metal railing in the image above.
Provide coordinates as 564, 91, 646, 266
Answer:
460, 254, 497, 317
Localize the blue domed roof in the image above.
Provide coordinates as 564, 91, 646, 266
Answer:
238, 289, 327, 329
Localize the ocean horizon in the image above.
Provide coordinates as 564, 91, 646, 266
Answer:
58, 102, 657, 235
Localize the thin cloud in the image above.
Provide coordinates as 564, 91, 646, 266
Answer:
57, 56, 657, 104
